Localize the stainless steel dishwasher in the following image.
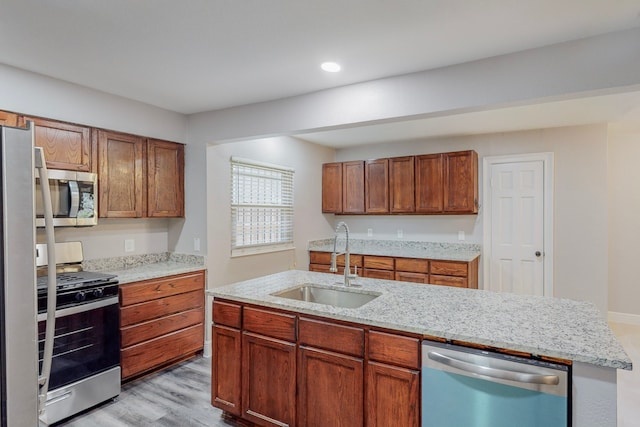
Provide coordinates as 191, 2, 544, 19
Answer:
422, 341, 570, 427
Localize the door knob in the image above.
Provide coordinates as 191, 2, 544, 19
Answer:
535, 251, 542, 257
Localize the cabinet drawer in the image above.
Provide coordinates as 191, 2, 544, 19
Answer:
363, 256, 394, 270
430, 275, 468, 288
120, 271, 205, 306
368, 330, 420, 369
395, 258, 429, 273
243, 306, 296, 342
121, 324, 203, 379
395, 271, 428, 284
121, 290, 203, 327
430, 260, 467, 277
298, 317, 364, 357
213, 300, 242, 328
121, 308, 203, 347
363, 269, 395, 280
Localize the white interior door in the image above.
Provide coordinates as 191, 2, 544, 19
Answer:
484, 154, 552, 296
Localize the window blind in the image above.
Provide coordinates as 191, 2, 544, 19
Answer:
231, 157, 294, 255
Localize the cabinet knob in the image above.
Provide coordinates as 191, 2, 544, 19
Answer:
535, 251, 542, 257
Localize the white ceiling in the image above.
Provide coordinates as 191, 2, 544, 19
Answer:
2, 1, 640, 146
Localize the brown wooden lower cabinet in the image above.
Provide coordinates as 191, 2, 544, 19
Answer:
366, 362, 420, 427
211, 325, 242, 416
310, 251, 479, 289
119, 270, 205, 381
242, 332, 296, 427
298, 346, 363, 427
212, 299, 421, 427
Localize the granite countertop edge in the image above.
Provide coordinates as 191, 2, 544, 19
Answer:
83, 252, 206, 285
207, 270, 632, 371
307, 238, 481, 262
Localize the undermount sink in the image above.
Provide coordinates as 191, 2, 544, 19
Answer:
271, 284, 380, 309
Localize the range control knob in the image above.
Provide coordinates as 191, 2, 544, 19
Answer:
75, 291, 87, 302
93, 288, 104, 298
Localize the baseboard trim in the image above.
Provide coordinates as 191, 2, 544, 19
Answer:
608, 311, 640, 325
203, 339, 212, 358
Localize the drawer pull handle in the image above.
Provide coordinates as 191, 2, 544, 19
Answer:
155, 282, 176, 292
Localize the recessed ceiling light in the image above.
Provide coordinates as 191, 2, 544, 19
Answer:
321, 62, 341, 73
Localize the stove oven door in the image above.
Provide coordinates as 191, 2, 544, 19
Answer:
37, 297, 120, 390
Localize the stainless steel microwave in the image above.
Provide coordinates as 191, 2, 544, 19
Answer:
35, 169, 98, 227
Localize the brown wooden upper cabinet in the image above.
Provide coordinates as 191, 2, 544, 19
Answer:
365, 159, 389, 213
415, 153, 444, 213
98, 130, 185, 218
343, 160, 365, 214
322, 162, 343, 213
147, 139, 184, 217
443, 150, 478, 214
27, 117, 94, 172
390, 156, 415, 213
98, 130, 146, 218
0, 111, 23, 128
322, 150, 478, 215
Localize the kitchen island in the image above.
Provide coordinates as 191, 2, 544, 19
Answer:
207, 270, 631, 427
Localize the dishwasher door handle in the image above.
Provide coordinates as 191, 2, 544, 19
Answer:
427, 351, 560, 385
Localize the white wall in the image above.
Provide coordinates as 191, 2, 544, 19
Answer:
206, 136, 335, 288
607, 127, 640, 319
328, 124, 610, 313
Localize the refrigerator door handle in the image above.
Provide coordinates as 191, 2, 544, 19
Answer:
34, 147, 57, 414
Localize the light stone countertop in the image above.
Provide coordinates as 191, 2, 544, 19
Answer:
83, 252, 206, 285
308, 238, 481, 262
207, 269, 632, 370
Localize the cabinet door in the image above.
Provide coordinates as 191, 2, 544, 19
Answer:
366, 361, 420, 427
343, 161, 365, 213
390, 156, 415, 213
443, 150, 478, 213
211, 325, 242, 416
298, 346, 363, 427
147, 139, 184, 217
242, 332, 296, 427
28, 117, 93, 172
98, 130, 146, 217
415, 154, 444, 213
0, 111, 22, 127
322, 162, 343, 213
365, 159, 389, 213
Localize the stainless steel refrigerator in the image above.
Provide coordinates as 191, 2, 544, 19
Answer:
1, 123, 57, 427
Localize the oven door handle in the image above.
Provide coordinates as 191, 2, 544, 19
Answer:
37, 297, 119, 322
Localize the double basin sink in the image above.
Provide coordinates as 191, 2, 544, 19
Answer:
271, 284, 380, 309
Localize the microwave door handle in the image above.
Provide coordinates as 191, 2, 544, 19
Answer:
68, 180, 79, 218
34, 147, 57, 415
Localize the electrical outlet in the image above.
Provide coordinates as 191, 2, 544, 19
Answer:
458, 231, 465, 241
367, 228, 373, 237
124, 239, 135, 252
397, 229, 403, 238
194, 237, 200, 252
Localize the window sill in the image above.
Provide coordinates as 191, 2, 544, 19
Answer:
231, 244, 295, 258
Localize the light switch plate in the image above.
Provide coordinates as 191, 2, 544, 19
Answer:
367, 228, 373, 237
397, 229, 403, 238
458, 231, 465, 241
124, 239, 135, 252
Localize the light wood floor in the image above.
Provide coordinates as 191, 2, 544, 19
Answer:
54, 357, 227, 427
610, 322, 640, 427
55, 323, 639, 427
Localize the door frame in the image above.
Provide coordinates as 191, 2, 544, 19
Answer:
482, 152, 554, 296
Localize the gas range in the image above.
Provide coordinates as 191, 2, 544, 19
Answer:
36, 242, 119, 312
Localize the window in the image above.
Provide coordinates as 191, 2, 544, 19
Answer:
231, 157, 294, 256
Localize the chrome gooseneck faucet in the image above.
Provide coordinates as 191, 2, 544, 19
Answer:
330, 221, 358, 286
